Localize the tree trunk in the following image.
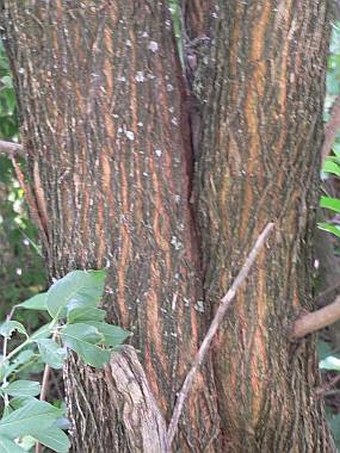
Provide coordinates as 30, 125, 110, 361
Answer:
1, 0, 336, 451
187, 1, 335, 451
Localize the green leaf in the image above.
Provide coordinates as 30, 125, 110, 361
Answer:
17, 293, 48, 311
30, 322, 53, 341
85, 322, 130, 348
323, 159, 340, 176
0, 321, 27, 339
0, 399, 63, 439
2, 380, 41, 397
35, 339, 67, 369
0, 75, 13, 89
0, 435, 26, 453
320, 196, 340, 213
318, 222, 340, 238
61, 324, 110, 368
319, 356, 340, 371
61, 323, 103, 344
32, 428, 70, 453
16, 435, 36, 451
47, 270, 106, 319
0, 349, 37, 383
67, 305, 106, 324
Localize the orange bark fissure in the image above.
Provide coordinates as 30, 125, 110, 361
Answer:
1, 0, 336, 451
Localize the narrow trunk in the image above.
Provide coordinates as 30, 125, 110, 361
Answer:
187, 1, 335, 451
1, 2, 220, 451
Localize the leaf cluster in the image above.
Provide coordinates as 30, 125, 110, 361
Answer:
0, 270, 129, 452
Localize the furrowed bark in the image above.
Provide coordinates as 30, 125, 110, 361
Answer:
187, 1, 335, 451
1, 2, 220, 450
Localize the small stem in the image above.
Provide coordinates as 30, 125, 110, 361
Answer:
0, 140, 24, 157
316, 373, 340, 397
291, 295, 340, 339
1, 337, 32, 365
2, 305, 17, 407
35, 330, 58, 453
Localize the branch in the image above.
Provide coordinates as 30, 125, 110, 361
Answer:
291, 295, 340, 339
0, 139, 24, 157
316, 373, 340, 397
166, 222, 275, 448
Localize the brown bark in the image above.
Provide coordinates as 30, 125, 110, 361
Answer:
1, 1, 220, 451
1, 0, 336, 452
186, 0, 335, 451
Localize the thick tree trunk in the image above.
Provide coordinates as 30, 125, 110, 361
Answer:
187, 0, 335, 451
1, 2, 220, 451
1, 0, 336, 451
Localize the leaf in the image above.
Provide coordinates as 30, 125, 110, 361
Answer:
2, 380, 41, 397
0, 75, 13, 89
323, 159, 340, 177
0, 321, 27, 339
320, 196, 340, 213
35, 339, 67, 369
0, 399, 63, 439
9, 396, 35, 410
317, 222, 340, 238
0, 435, 26, 453
32, 427, 70, 453
67, 305, 106, 324
17, 293, 48, 311
61, 324, 110, 368
85, 322, 130, 348
30, 322, 53, 341
61, 323, 103, 344
47, 270, 106, 319
319, 356, 340, 371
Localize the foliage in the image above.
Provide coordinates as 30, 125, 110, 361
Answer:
0, 270, 129, 452
0, 39, 46, 317
0, 40, 18, 138
319, 151, 340, 238
319, 21, 340, 239
326, 21, 340, 100
318, 20, 340, 448
168, 0, 184, 66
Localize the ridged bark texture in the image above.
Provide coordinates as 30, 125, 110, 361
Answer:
1, 1, 220, 451
187, 0, 335, 451
0, 0, 336, 451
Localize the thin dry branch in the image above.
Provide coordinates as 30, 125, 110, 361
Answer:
316, 373, 340, 397
0, 139, 24, 157
166, 222, 275, 449
292, 295, 340, 339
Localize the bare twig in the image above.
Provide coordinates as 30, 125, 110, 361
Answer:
292, 295, 340, 339
11, 157, 50, 254
166, 222, 275, 448
0, 139, 24, 157
316, 373, 340, 397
